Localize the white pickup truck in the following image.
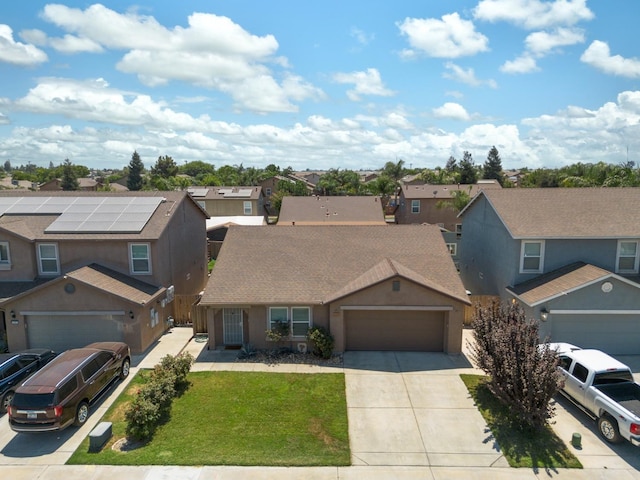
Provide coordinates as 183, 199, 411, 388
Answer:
551, 343, 640, 446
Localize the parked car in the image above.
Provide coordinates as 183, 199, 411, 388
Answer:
550, 343, 640, 446
8, 342, 130, 432
0, 349, 56, 413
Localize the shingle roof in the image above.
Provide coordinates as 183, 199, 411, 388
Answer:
277, 196, 386, 225
67, 263, 163, 304
200, 225, 470, 305
506, 262, 612, 306
0, 191, 203, 241
465, 188, 640, 238
401, 180, 501, 200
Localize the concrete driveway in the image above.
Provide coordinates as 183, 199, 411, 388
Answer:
343, 351, 509, 468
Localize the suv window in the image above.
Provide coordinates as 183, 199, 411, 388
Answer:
81, 359, 101, 381
95, 351, 113, 368
1, 361, 20, 379
57, 376, 78, 402
17, 356, 37, 369
12, 392, 56, 408
572, 363, 589, 383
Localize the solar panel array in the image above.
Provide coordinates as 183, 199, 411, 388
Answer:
0, 196, 163, 233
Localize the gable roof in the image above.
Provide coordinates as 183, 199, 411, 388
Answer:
0, 191, 205, 241
401, 180, 501, 200
506, 262, 640, 306
461, 188, 640, 239
277, 196, 386, 225
188, 186, 262, 200
200, 225, 470, 306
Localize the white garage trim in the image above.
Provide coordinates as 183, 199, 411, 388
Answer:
19, 310, 126, 316
340, 305, 453, 311
548, 309, 640, 315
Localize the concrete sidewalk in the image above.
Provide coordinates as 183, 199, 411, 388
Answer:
1, 328, 638, 479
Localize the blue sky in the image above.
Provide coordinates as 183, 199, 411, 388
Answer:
1, 0, 640, 171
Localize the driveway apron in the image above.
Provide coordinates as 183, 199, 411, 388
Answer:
343, 351, 508, 468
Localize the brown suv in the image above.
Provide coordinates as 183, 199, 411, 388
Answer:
8, 342, 130, 432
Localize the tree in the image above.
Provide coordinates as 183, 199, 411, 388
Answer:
483, 146, 504, 185
468, 300, 563, 431
436, 186, 472, 212
445, 156, 457, 173
459, 151, 478, 184
3, 160, 11, 172
366, 175, 396, 209
381, 159, 405, 204
60, 159, 80, 191
179, 160, 214, 179
127, 151, 144, 191
151, 155, 178, 178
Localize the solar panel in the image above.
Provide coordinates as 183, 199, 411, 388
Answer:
187, 188, 208, 197
224, 189, 253, 198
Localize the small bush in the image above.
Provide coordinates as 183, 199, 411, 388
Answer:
124, 352, 195, 441
266, 320, 290, 343
307, 326, 334, 359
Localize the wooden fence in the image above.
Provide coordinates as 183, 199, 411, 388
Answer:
463, 295, 500, 326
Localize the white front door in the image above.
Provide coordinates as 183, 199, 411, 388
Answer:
223, 308, 243, 345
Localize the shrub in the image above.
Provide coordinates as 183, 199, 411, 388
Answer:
468, 300, 562, 431
124, 352, 194, 441
307, 326, 334, 359
266, 320, 290, 343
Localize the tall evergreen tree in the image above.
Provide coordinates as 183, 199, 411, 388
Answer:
151, 155, 178, 178
459, 151, 478, 184
127, 151, 144, 191
483, 146, 504, 185
60, 158, 80, 191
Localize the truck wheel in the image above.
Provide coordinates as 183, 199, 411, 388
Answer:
598, 414, 623, 444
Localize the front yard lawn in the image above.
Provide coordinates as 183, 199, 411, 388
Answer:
67, 371, 350, 466
460, 374, 582, 469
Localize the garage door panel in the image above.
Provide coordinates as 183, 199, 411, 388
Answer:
550, 315, 640, 355
345, 310, 444, 352
27, 315, 125, 353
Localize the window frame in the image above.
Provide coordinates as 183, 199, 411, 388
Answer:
129, 243, 152, 275
0, 241, 10, 269
446, 243, 457, 256
243, 201, 252, 215
616, 240, 639, 274
519, 240, 545, 274
37, 243, 60, 275
410, 199, 420, 214
268, 306, 312, 339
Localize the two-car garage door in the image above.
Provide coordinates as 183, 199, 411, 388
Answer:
550, 314, 640, 355
26, 314, 125, 354
345, 310, 445, 352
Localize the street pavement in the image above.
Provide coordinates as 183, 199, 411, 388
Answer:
0, 327, 638, 479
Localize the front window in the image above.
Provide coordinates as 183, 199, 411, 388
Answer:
411, 199, 420, 213
616, 240, 639, 273
37, 243, 59, 275
520, 240, 544, 273
269, 306, 311, 338
265, 188, 272, 196
446, 243, 457, 256
243, 201, 252, 215
0, 241, 10, 269
130, 243, 151, 274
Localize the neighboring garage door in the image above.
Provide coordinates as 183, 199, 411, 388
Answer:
26, 314, 125, 353
345, 310, 445, 351
550, 314, 640, 355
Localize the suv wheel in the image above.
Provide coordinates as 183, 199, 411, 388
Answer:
120, 358, 130, 380
1, 390, 14, 413
74, 401, 89, 427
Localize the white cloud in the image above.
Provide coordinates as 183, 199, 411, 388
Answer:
473, 0, 594, 30
525, 27, 585, 55
332, 68, 395, 101
397, 13, 489, 59
432, 102, 471, 121
350, 27, 374, 46
0, 112, 8, 124
500, 55, 539, 74
37, 4, 321, 113
0, 25, 48, 66
443, 62, 497, 88
581, 41, 640, 78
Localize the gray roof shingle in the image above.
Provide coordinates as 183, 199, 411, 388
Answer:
201, 225, 470, 305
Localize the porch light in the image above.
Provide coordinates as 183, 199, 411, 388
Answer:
540, 309, 549, 322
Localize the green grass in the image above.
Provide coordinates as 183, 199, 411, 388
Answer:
67, 371, 350, 466
460, 374, 582, 469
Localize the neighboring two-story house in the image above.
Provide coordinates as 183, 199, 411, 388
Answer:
458, 188, 640, 354
277, 196, 387, 225
188, 186, 265, 218
0, 191, 208, 354
198, 224, 470, 354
